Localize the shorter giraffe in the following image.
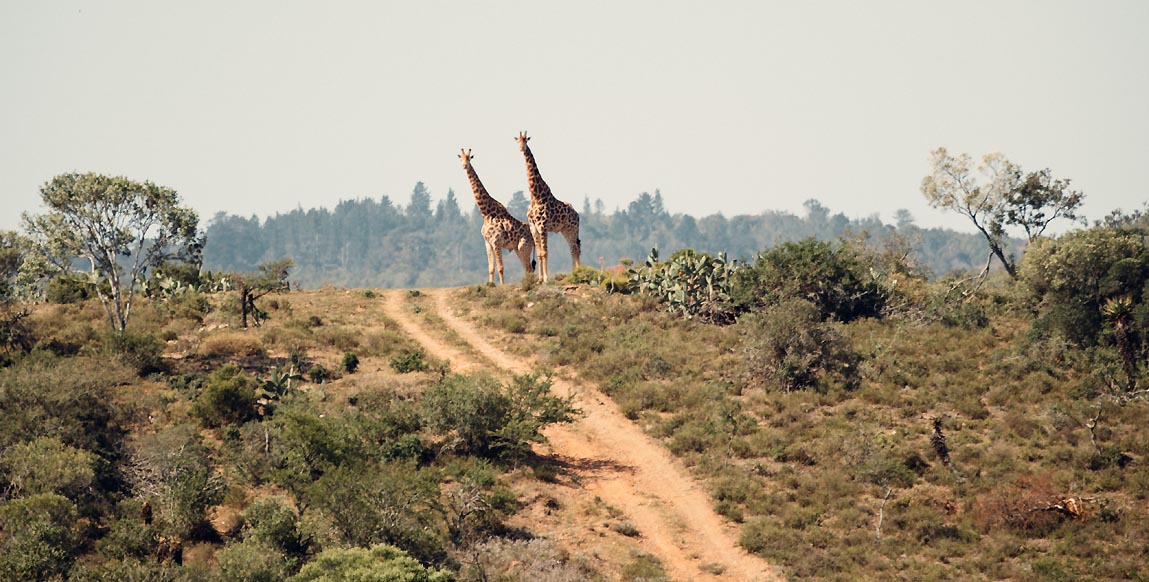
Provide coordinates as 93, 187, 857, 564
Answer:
460, 149, 535, 284
516, 131, 581, 283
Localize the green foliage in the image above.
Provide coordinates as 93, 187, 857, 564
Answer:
217, 539, 294, 582
304, 463, 449, 566
45, 273, 94, 304
290, 544, 455, 582
921, 148, 1082, 278
260, 366, 303, 402
341, 351, 360, 373
391, 350, 430, 373
630, 247, 739, 323
22, 172, 200, 331
0, 436, 95, 498
193, 363, 258, 428
734, 238, 886, 322
0, 355, 131, 486
420, 373, 578, 461
242, 497, 310, 560
0, 493, 80, 580
741, 298, 860, 392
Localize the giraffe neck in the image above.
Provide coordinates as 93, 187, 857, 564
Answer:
521, 144, 556, 203
465, 161, 510, 218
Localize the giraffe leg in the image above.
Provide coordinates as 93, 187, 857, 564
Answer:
494, 247, 506, 285
485, 240, 497, 284
562, 227, 581, 270
532, 226, 549, 283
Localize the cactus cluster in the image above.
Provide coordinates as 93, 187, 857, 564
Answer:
629, 247, 740, 323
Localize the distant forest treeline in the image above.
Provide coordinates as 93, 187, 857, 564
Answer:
203, 183, 1009, 288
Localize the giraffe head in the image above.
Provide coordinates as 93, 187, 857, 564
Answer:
515, 131, 530, 152
458, 148, 474, 167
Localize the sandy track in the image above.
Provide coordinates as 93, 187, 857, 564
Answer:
384, 289, 778, 582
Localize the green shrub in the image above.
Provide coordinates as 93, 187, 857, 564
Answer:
733, 237, 886, 322
290, 544, 454, 582
391, 350, 429, 373
420, 373, 578, 461
341, 351, 360, 374
0, 493, 80, 581
307, 364, 332, 384
741, 298, 860, 392
0, 436, 95, 498
217, 538, 293, 582
192, 364, 258, 427
242, 497, 309, 560
45, 275, 93, 304
304, 464, 449, 567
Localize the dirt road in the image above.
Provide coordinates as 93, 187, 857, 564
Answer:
382, 289, 778, 582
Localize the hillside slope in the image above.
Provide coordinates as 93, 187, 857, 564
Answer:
382, 288, 778, 581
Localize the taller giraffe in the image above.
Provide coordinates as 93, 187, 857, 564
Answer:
515, 131, 581, 283
459, 149, 535, 284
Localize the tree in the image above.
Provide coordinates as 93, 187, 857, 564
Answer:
506, 191, 529, 220
235, 259, 293, 328
0, 231, 25, 301
21, 173, 200, 332
920, 148, 1083, 278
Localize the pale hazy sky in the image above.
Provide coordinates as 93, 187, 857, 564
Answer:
2, 1, 1146, 233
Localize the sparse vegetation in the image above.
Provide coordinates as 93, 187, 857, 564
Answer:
2, 202, 1148, 580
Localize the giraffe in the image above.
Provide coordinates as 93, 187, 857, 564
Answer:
515, 131, 581, 283
459, 148, 535, 284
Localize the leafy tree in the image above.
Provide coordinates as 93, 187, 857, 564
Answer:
21, 172, 200, 332
290, 544, 454, 582
920, 148, 1083, 278
0, 231, 25, 301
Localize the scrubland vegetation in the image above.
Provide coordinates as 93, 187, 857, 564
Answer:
2, 165, 1147, 580
457, 213, 1149, 581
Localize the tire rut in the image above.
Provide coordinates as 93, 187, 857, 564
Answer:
386, 289, 778, 582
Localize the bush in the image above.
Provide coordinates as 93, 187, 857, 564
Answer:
217, 539, 293, 582
741, 298, 860, 392
242, 497, 309, 560
106, 330, 167, 376
0, 436, 95, 498
341, 351, 360, 374
420, 373, 578, 461
44, 275, 93, 304
291, 544, 454, 582
0, 493, 80, 581
307, 364, 332, 384
192, 364, 258, 428
391, 351, 429, 373
734, 237, 886, 322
